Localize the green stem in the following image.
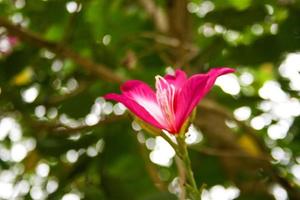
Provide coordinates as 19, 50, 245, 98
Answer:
176, 135, 200, 200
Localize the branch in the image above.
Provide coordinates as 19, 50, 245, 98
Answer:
0, 17, 125, 84
139, 0, 169, 33
31, 114, 127, 135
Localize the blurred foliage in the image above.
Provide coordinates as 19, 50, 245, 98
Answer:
0, 0, 300, 200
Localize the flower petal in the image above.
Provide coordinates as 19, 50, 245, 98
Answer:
120, 80, 166, 124
164, 69, 187, 88
175, 67, 235, 131
104, 93, 164, 129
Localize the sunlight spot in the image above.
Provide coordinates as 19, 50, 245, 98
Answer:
267, 123, 289, 140
96, 139, 105, 153
0, 147, 11, 161
165, 66, 175, 75
198, 1, 215, 17
66, 149, 78, 163
216, 74, 240, 95
91, 103, 102, 115
0, 117, 14, 140
199, 23, 215, 37
30, 186, 45, 200
224, 30, 240, 43
11, 13, 23, 24
15, 0, 25, 9
270, 184, 288, 200
36, 163, 50, 177
265, 4, 274, 15
0, 182, 13, 199
270, 23, 278, 35
11, 143, 27, 162
85, 114, 99, 126
239, 71, 254, 86
102, 102, 113, 114
35, 105, 46, 118
102, 34, 111, 46
234, 106, 251, 121
291, 164, 300, 180
279, 52, 300, 91
202, 185, 240, 200
187, 2, 198, 13
168, 177, 181, 196
47, 107, 58, 119
62, 193, 80, 200
137, 131, 145, 143
271, 147, 291, 164
251, 24, 264, 36
149, 136, 175, 167
21, 85, 39, 103
14, 180, 30, 196
23, 138, 37, 151
189, 1, 215, 17
46, 179, 58, 194
0, 117, 22, 143
66, 78, 78, 92
258, 81, 287, 102
225, 119, 237, 129
132, 121, 142, 131
41, 49, 55, 59
113, 103, 126, 115
145, 138, 156, 150
69, 134, 81, 141
0, 37, 11, 53
9, 124, 22, 142
51, 59, 63, 72
185, 124, 203, 145
87, 146, 97, 157
214, 24, 226, 34
250, 116, 265, 130
66, 1, 78, 13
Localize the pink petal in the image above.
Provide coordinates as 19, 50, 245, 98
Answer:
120, 80, 166, 125
175, 67, 235, 131
104, 93, 164, 129
164, 69, 187, 88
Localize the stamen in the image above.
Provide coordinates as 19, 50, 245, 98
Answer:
155, 76, 177, 131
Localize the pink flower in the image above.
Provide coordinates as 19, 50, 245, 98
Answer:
105, 68, 235, 134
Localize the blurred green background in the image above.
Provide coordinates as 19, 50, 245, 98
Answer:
0, 0, 300, 199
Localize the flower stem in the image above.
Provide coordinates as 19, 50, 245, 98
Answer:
176, 135, 200, 200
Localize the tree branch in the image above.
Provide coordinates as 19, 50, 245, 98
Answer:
0, 17, 125, 84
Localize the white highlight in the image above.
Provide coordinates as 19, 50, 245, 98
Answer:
0, 182, 13, 199
11, 143, 27, 162
66, 1, 78, 13
185, 124, 203, 145
66, 149, 79, 163
35, 105, 46, 118
62, 193, 80, 200
36, 163, 50, 177
291, 164, 300, 180
234, 106, 251, 121
270, 184, 288, 200
102, 34, 111, 46
279, 52, 300, 91
21, 85, 39, 103
113, 103, 126, 115
216, 74, 240, 95
239, 71, 254, 86
46, 179, 58, 193
202, 185, 240, 200
149, 136, 175, 167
